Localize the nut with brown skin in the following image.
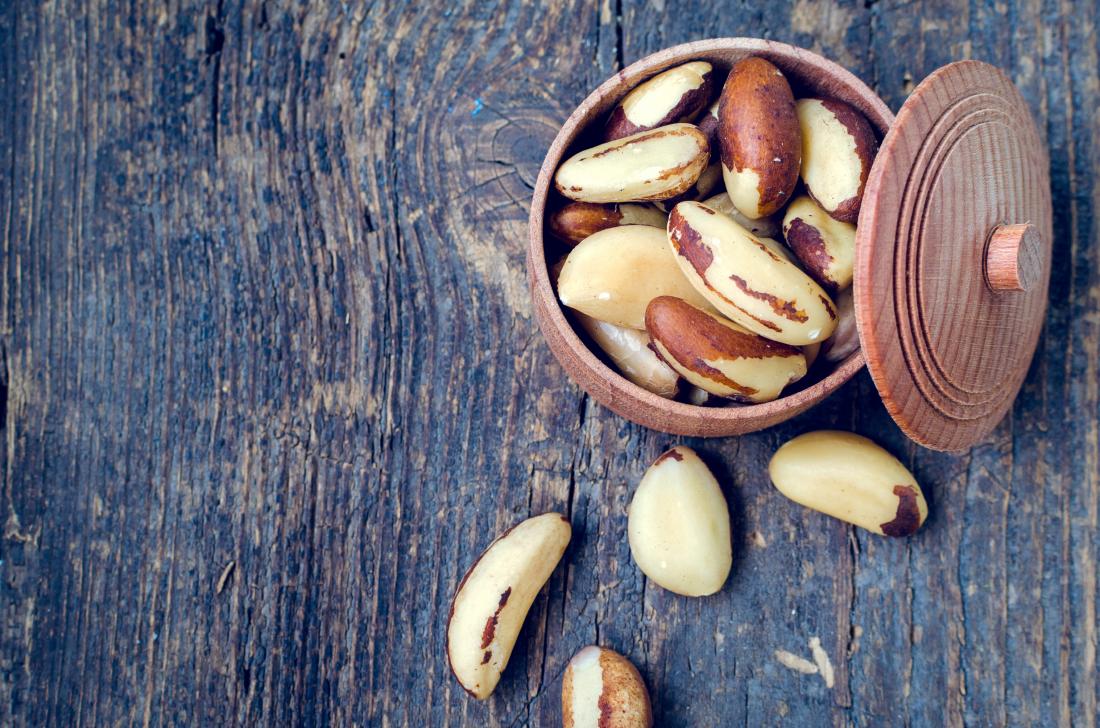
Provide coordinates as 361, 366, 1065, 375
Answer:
604, 61, 714, 141
557, 224, 717, 330
796, 98, 878, 223
628, 446, 732, 596
548, 202, 667, 246
574, 312, 680, 398
561, 646, 653, 728
667, 201, 838, 345
782, 194, 857, 292
646, 296, 807, 403
768, 431, 929, 537
718, 57, 801, 219
554, 123, 710, 203
447, 513, 571, 699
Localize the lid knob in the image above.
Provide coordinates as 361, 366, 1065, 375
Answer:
985, 223, 1042, 293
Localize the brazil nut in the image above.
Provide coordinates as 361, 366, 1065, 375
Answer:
604, 61, 714, 141
555, 124, 710, 203
548, 202, 667, 246
667, 201, 838, 345
796, 98, 878, 223
557, 224, 716, 330
768, 431, 929, 537
646, 296, 807, 403
718, 57, 801, 219
782, 194, 856, 292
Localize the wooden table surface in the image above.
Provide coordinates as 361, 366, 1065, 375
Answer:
2, 1, 1098, 726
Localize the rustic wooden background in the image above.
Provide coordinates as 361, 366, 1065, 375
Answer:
2, 0, 1097, 725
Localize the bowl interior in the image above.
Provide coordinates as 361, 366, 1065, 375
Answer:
528, 38, 895, 437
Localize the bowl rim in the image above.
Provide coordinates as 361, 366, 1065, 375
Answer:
527, 37, 895, 433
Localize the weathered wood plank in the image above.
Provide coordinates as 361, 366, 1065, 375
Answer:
1, 0, 1097, 726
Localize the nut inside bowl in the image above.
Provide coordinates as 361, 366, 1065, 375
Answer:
527, 38, 894, 437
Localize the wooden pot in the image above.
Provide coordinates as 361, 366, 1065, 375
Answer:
527, 38, 1051, 451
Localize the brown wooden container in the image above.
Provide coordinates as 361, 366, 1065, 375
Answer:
527, 38, 1051, 452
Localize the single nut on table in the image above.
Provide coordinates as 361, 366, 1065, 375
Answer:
718, 56, 801, 219
768, 431, 929, 537
447, 512, 571, 699
700, 191, 782, 239
796, 98, 878, 223
667, 201, 838, 345
628, 446, 732, 596
574, 312, 680, 398
562, 646, 653, 728
821, 288, 859, 363
604, 61, 714, 142
782, 194, 857, 292
646, 296, 807, 403
554, 123, 710, 203
548, 202, 667, 246
557, 224, 716, 330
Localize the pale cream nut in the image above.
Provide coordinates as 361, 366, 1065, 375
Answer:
628, 446, 732, 596
769, 431, 928, 537
558, 224, 717, 330
555, 124, 710, 203
447, 513, 572, 699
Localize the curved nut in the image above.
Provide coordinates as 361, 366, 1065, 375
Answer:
782, 194, 857, 292
796, 98, 878, 223
718, 57, 801, 219
667, 201, 838, 345
646, 296, 807, 403
548, 202, 667, 246
628, 446, 732, 596
558, 224, 716, 330
447, 513, 571, 699
575, 312, 680, 398
604, 61, 714, 141
768, 431, 929, 537
554, 124, 710, 203
562, 646, 653, 728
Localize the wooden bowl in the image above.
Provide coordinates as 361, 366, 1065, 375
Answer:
527, 38, 894, 437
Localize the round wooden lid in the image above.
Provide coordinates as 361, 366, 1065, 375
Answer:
854, 61, 1052, 452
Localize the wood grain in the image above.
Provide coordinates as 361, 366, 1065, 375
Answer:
854, 60, 1052, 452
986, 223, 1042, 292
1, 1, 1097, 726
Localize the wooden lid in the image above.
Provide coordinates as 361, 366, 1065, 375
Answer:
854, 61, 1052, 452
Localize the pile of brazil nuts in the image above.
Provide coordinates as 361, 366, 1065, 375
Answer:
447, 434, 929, 719
445, 57, 930, 724
549, 57, 875, 404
